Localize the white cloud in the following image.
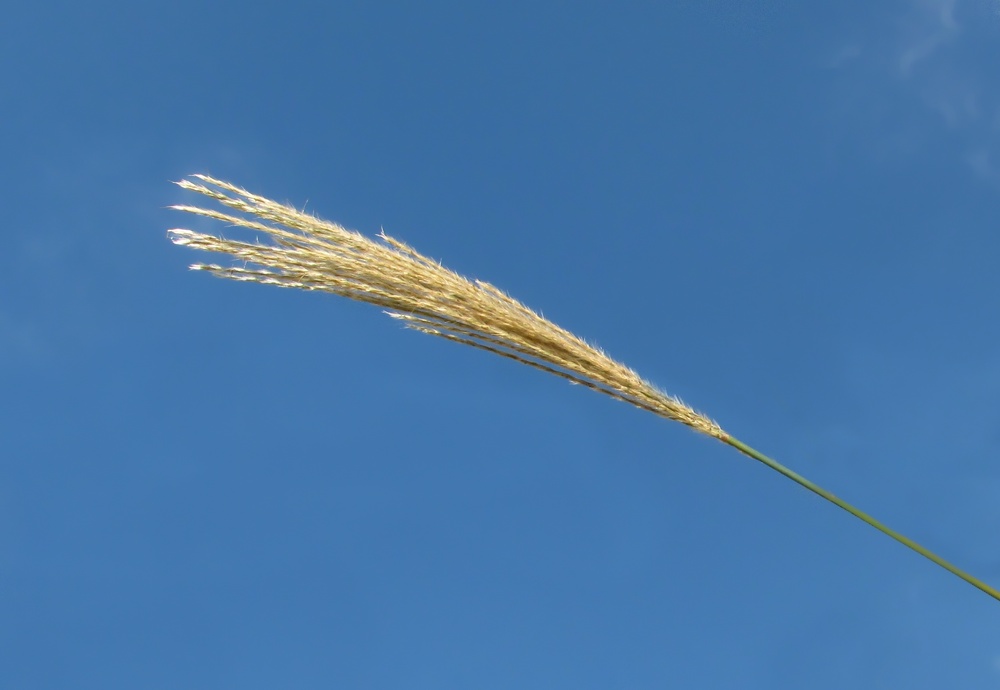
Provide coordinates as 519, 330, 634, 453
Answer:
897, 0, 959, 76
830, 0, 1000, 182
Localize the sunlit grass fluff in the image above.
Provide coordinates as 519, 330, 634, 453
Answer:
169, 174, 1000, 604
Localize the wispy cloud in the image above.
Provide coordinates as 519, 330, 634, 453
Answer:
830, 0, 1000, 182
897, 0, 959, 76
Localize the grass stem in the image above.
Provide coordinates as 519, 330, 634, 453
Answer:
721, 433, 1000, 602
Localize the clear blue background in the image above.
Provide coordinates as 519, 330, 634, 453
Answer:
3, 1, 999, 687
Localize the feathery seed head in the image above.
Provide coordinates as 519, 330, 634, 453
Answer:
168, 175, 724, 439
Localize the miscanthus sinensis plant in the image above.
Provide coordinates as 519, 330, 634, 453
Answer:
169, 174, 999, 604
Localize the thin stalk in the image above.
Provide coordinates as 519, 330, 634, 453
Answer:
721, 433, 1000, 602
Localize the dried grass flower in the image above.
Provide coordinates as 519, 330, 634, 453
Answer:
169, 174, 999, 604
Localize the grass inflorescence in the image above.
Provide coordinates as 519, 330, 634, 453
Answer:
169, 174, 1000, 604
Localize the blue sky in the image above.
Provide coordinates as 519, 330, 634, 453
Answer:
3, 0, 1000, 687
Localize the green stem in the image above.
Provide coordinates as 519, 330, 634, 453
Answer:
721, 434, 1000, 603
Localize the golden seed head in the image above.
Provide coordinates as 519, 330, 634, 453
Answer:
169, 175, 724, 439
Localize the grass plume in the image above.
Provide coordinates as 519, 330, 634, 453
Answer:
169, 174, 1000, 604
